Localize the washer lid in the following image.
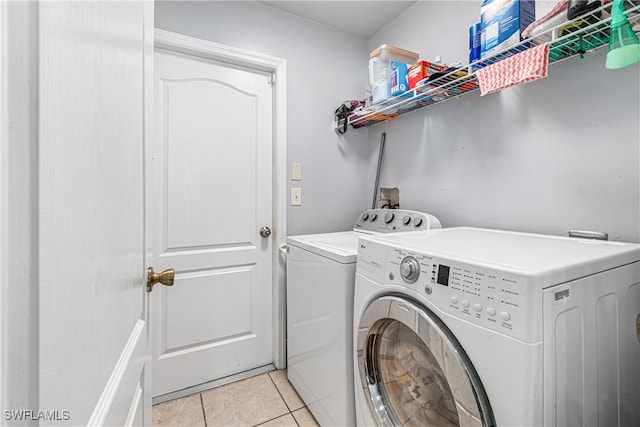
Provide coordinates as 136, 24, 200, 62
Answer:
287, 231, 361, 263
285, 209, 442, 264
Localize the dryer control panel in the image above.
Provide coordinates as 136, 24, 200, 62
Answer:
353, 209, 442, 234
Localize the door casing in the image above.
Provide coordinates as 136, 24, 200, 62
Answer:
153, 29, 288, 370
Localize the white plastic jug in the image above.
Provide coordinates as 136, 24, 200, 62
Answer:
369, 56, 390, 105
368, 45, 419, 105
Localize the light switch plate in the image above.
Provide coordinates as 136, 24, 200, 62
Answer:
291, 163, 302, 181
291, 188, 302, 206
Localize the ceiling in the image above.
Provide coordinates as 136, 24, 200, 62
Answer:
258, 1, 416, 37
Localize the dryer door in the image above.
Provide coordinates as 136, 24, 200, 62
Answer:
356, 296, 495, 427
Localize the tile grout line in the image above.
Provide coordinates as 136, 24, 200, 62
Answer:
293, 411, 301, 427
155, 372, 313, 427
266, 372, 302, 427
267, 371, 296, 413
252, 412, 297, 427
199, 393, 208, 427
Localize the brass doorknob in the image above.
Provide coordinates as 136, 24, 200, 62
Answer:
147, 267, 175, 292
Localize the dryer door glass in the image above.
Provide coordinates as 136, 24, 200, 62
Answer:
356, 296, 494, 427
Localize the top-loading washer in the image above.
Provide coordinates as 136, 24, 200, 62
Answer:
286, 209, 442, 427
354, 227, 640, 427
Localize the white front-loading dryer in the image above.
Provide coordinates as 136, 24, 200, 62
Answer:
286, 209, 441, 427
354, 228, 640, 427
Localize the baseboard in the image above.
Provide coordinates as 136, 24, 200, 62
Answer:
152, 364, 276, 405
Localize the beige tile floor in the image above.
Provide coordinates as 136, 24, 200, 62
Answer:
153, 370, 320, 427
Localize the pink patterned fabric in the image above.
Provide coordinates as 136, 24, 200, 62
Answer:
522, 0, 568, 39
476, 43, 550, 96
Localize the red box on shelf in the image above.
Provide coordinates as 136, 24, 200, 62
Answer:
407, 61, 447, 90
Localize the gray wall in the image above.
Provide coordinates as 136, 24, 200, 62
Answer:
155, 1, 370, 236
156, 1, 640, 242
366, 1, 640, 242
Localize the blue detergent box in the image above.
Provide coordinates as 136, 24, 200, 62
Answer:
390, 60, 412, 98
480, 0, 535, 58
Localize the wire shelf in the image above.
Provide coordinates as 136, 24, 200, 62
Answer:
346, 0, 640, 129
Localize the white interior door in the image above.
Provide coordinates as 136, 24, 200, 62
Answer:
32, 2, 153, 425
151, 48, 274, 397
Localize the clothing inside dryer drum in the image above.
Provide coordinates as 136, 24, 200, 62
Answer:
376, 320, 459, 427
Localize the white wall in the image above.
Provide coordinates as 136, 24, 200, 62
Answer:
155, 1, 370, 236
366, 1, 640, 242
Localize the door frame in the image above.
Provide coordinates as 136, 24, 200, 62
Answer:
153, 29, 288, 369
0, 0, 6, 412
1, 1, 41, 415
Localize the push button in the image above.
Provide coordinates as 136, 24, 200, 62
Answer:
473, 303, 482, 312
486, 307, 496, 316
450, 296, 458, 304
461, 300, 470, 308
500, 311, 511, 321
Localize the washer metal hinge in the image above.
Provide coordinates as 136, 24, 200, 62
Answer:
268, 73, 276, 86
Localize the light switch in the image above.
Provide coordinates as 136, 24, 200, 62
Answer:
291, 188, 302, 206
291, 163, 302, 181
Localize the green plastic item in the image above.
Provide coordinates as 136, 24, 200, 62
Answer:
549, 14, 608, 61
605, 0, 640, 69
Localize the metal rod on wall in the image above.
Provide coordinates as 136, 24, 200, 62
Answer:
371, 132, 386, 210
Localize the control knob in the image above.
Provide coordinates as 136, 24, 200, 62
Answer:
414, 217, 423, 227
370, 213, 378, 221
384, 212, 395, 223
402, 216, 411, 225
362, 213, 369, 221
400, 256, 420, 283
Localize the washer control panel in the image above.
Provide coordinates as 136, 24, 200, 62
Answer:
384, 248, 540, 342
353, 209, 441, 233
